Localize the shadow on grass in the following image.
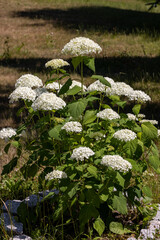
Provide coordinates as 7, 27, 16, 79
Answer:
13, 6, 160, 37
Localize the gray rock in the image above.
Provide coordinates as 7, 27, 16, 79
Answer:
2, 200, 22, 215
24, 194, 43, 207
9, 235, 32, 240
0, 212, 23, 235
127, 237, 137, 240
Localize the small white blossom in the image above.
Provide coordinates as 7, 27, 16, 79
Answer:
113, 129, 137, 142
138, 113, 146, 119
87, 77, 115, 95
158, 130, 160, 137
69, 80, 87, 91
101, 155, 132, 173
31, 92, 66, 111
9, 87, 36, 103
46, 82, 62, 91
62, 121, 82, 133
0, 127, 16, 140
140, 119, 158, 125
61, 37, 102, 56
45, 59, 69, 69
45, 170, 67, 180
15, 74, 43, 89
97, 108, 120, 120
127, 113, 137, 121
128, 90, 151, 103
71, 147, 95, 161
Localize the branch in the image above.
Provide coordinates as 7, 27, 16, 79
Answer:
146, 0, 160, 10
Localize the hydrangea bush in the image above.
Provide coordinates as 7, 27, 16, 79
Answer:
1, 37, 160, 238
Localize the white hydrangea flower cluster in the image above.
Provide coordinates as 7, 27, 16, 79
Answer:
97, 108, 120, 120
15, 74, 43, 89
140, 119, 158, 125
9, 87, 37, 103
101, 155, 132, 173
113, 129, 137, 142
69, 80, 87, 91
46, 82, 62, 91
45, 59, 69, 69
31, 92, 66, 111
61, 37, 102, 56
128, 90, 151, 103
45, 170, 67, 180
127, 113, 137, 121
0, 127, 17, 140
111, 82, 134, 97
71, 147, 95, 161
62, 121, 82, 133
34, 87, 48, 97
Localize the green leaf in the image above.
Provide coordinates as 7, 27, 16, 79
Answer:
45, 77, 57, 85
141, 122, 158, 146
85, 189, 100, 208
93, 217, 105, 236
4, 143, 11, 154
84, 57, 95, 72
87, 165, 98, 178
83, 110, 97, 125
123, 139, 138, 158
72, 57, 82, 70
42, 192, 55, 201
112, 193, 128, 214
79, 204, 99, 231
91, 75, 111, 87
109, 222, 131, 234
67, 99, 87, 118
68, 183, 79, 198
148, 143, 160, 170
2, 157, 18, 175
48, 125, 62, 140
66, 85, 81, 95
58, 78, 72, 95
116, 101, 126, 109
132, 104, 141, 115
116, 172, 125, 188
143, 186, 152, 198
11, 141, 19, 148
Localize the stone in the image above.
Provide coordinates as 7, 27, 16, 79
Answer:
9, 235, 32, 240
127, 237, 137, 240
2, 200, 22, 215
0, 212, 23, 235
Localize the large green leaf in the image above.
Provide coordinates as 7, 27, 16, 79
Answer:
132, 104, 141, 115
84, 57, 95, 72
112, 193, 128, 214
109, 222, 131, 234
2, 157, 18, 175
66, 85, 81, 95
91, 75, 111, 87
67, 99, 87, 118
141, 122, 158, 146
93, 217, 105, 236
72, 56, 82, 70
83, 110, 97, 125
48, 125, 62, 140
58, 78, 72, 95
148, 142, 160, 170
123, 139, 138, 158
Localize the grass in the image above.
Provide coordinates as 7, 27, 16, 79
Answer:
1, 0, 160, 239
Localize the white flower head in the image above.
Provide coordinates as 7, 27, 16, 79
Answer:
62, 121, 82, 133
140, 119, 158, 125
15, 74, 43, 89
31, 92, 66, 111
45, 170, 67, 180
69, 80, 87, 91
0, 127, 17, 140
138, 113, 146, 119
111, 82, 134, 97
113, 129, 137, 142
61, 37, 102, 56
87, 77, 115, 94
46, 82, 62, 91
128, 90, 151, 103
9, 87, 36, 103
71, 147, 95, 161
127, 113, 137, 121
97, 108, 120, 120
158, 130, 160, 137
45, 59, 69, 69
101, 155, 132, 173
